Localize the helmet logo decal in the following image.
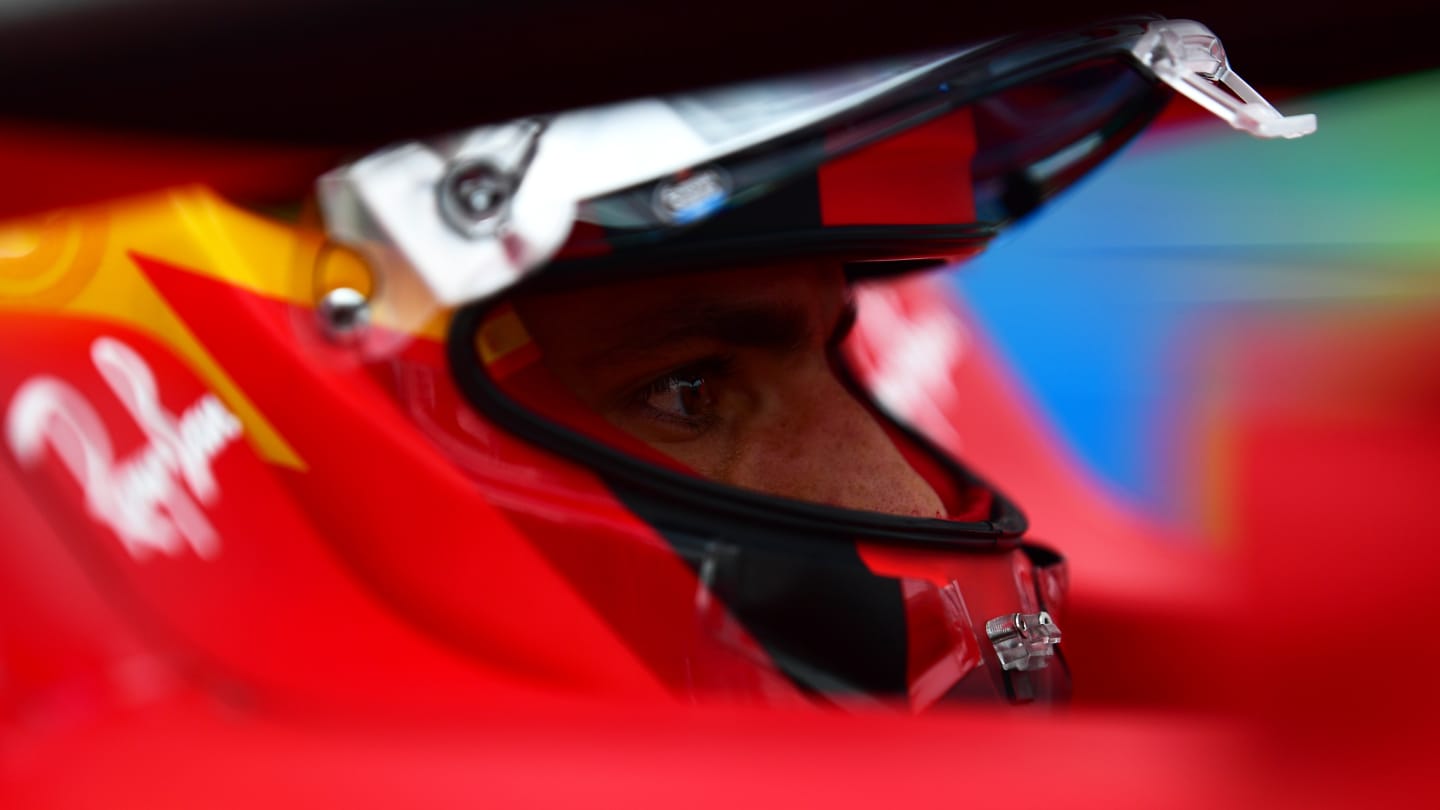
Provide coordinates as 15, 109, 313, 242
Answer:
652, 167, 731, 224
5, 337, 243, 560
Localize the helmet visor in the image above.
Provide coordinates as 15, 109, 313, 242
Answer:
318, 18, 1179, 327
539, 54, 1166, 278
319, 17, 1314, 320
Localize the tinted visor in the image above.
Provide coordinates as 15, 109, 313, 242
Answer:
537, 54, 1166, 277
319, 17, 1312, 318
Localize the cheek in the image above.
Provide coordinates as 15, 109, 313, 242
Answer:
596, 383, 754, 478
644, 400, 753, 480
711, 366, 946, 517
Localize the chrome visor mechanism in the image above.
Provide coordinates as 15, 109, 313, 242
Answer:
1130, 20, 1317, 139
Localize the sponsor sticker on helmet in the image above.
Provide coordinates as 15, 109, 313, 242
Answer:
652, 167, 731, 224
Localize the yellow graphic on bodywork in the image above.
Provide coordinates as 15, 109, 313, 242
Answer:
0, 187, 329, 470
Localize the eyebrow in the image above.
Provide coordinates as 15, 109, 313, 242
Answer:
578, 300, 817, 370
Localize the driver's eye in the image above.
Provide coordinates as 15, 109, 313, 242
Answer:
647, 374, 711, 419
634, 356, 733, 433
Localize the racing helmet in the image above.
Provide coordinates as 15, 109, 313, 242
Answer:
0, 17, 1313, 713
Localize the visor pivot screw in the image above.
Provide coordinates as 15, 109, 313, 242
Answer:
318, 287, 371, 343
439, 160, 513, 237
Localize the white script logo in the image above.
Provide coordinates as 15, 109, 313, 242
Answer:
5, 337, 243, 560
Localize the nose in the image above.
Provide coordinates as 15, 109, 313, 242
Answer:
727, 361, 946, 518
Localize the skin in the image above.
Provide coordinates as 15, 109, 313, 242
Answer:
510, 261, 945, 518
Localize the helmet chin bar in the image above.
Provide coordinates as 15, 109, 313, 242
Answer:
1132, 20, 1317, 139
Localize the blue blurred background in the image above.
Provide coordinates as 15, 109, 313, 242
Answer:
952, 71, 1440, 526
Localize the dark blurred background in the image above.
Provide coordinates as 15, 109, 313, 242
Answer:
0, 0, 1436, 144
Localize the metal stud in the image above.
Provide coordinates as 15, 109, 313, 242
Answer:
318, 287, 371, 342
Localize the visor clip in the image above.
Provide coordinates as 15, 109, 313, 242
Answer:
1131, 20, 1316, 139
986, 611, 1061, 671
